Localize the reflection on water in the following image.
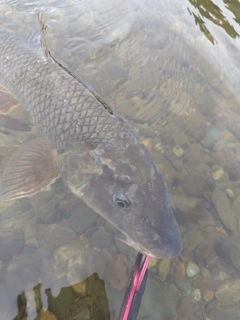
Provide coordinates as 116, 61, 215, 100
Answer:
188, 0, 239, 43
1, 0, 240, 319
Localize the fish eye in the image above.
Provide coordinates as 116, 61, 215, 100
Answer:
113, 194, 130, 210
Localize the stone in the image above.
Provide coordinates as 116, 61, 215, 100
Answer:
194, 243, 212, 263
138, 277, 174, 320
36, 309, 57, 320
69, 202, 98, 234
31, 191, 60, 223
90, 226, 113, 248
206, 300, 240, 320
183, 164, 215, 198
172, 145, 184, 158
174, 261, 185, 279
192, 288, 201, 301
53, 241, 87, 287
158, 258, 171, 282
201, 267, 211, 279
215, 236, 240, 271
103, 249, 128, 291
169, 194, 210, 221
175, 279, 191, 294
212, 167, 225, 180
211, 187, 237, 235
215, 279, 240, 304
233, 193, 240, 215
200, 126, 220, 149
143, 138, 153, 152
226, 158, 240, 181
203, 289, 214, 302
186, 261, 199, 278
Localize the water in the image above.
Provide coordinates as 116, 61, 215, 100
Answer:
0, 0, 240, 319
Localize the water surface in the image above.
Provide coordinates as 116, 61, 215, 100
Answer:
0, 0, 240, 319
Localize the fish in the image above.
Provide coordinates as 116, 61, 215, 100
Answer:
0, 13, 181, 259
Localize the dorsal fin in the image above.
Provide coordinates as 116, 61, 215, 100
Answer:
36, 13, 113, 115
37, 12, 49, 58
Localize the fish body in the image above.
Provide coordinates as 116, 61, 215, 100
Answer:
0, 17, 181, 259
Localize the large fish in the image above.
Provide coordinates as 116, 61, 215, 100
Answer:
0, 14, 181, 258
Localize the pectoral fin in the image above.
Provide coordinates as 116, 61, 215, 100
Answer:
0, 85, 20, 114
0, 139, 59, 201
0, 115, 31, 131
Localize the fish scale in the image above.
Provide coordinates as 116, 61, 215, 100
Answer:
0, 29, 133, 151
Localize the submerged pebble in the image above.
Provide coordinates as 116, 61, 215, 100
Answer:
186, 261, 199, 278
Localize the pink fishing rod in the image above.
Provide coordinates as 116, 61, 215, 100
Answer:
118, 253, 150, 320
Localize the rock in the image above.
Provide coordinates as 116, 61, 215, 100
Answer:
183, 164, 215, 198
138, 277, 174, 320
69, 202, 98, 234
143, 138, 153, 152
31, 191, 60, 223
215, 236, 240, 271
201, 267, 211, 279
53, 241, 87, 287
215, 279, 240, 304
203, 289, 214, 302
200, 126, 220, 149
186, 261, 199, 278
175, 279, 191, 294
233, 193, 240, 216
226, 158, 240, 181
169, 194, 210, 221
211, 187, 237, 235
212, 167, 225, 180
174, 261, 185, 279
194, 243, 212, 263
158, 258, 171, 282
36, 309, 57, 320
206, 300, 240, 320
192, 288, 201, 301
90, 226, 113, 248
172, 145, 184, 158
103, 249, 128, 291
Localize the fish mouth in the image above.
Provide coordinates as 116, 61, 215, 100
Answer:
117, 223, 182, 259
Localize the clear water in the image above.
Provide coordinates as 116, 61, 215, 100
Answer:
0, 0, 240, 319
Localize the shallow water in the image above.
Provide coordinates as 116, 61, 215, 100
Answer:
0, 0, 240, 319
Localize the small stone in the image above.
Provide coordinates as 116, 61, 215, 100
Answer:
192, 288, 201, 301
103, 249, 128, 291
212, 167, 225, 180
175, 279, 190, 294
72, 281, 86, 296
148, 258, 158, 269
90, 226, 113, 249
172, 145, 184, 158
226, 188, 234, 199
143, 138, 153, 152
158, 258, 171, 282
186, 261, 199, 278
203, 289, 214, 302
212, 187, 237, 235
215, 279, 240, 304
201, 267, 211, 279
36, 309, 57, 320
200, 126, 220, 149
174, 261, 185, 279
194, 243, 212, 263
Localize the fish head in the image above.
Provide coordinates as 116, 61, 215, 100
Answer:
59, 142, 182, 259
